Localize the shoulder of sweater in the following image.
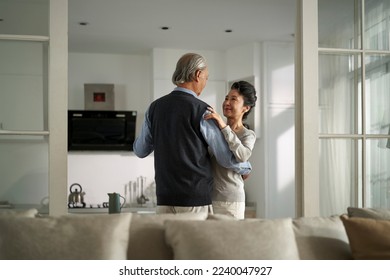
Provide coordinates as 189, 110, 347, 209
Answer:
239, 127, 256, 139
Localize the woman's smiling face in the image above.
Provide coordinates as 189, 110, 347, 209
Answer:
222, 89, 248, 119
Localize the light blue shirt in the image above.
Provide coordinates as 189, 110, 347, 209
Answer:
133, 87, 252, 175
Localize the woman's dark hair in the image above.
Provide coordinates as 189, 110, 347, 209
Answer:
231, 80, 257, 120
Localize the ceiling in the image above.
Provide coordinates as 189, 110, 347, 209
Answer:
68, 0, 296, 55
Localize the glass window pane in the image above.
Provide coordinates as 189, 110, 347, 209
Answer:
0, 40, 47, 131
0, 0, 49, 36
365, 0, 390, 51
319, 139, 359, 216
318, 0, 360, 49
365, 55, 390, 135
318, 0, 390, 216
366, 139, 390, 208
319, 53, 360, 134
0, 136, 48, 211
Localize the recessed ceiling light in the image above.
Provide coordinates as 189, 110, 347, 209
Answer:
79, 21, 89, 26
161, 26, 170, 30
225, 29, 233, 33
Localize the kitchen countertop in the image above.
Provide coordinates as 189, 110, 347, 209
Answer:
68, 206, 156, 214
2, 202, 256, 216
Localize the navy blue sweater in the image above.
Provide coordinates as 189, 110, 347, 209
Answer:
148, 90, 213, 206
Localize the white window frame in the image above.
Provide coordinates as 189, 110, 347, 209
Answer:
48, 0, 68, 216
295, 0, 320, 217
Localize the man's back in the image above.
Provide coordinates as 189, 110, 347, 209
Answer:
149, 90, 213, 206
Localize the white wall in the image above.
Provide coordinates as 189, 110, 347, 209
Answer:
263, 42, 295, 218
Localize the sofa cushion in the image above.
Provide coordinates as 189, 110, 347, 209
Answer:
347, 207, 390, 220
206, 213, 237, 220
0, 208, 38, 218
293, 216, 352, 260
340, 215, 390, 260
164, 218, 299, 260
0, 213, 132, 260
127, 212, 208, 260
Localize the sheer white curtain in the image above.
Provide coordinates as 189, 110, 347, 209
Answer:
364, 0, 390, 208
366, 68, 390, 208
319, 0, 390, 215
319, 53, 355, 216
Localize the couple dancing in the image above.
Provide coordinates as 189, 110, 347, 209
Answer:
133, 53, 257, 219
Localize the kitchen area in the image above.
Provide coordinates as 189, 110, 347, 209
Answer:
66, 48, 261, 217
1, 0, 295, 219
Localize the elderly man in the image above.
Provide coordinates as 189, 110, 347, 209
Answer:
133, 53, 251, 214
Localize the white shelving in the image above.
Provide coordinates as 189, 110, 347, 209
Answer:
0, 0, 68, 216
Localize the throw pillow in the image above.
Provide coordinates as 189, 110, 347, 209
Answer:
164, 218, 299, 260
293, 216, 352, 260
0, 208, 38, 218
0, 213, 132, 260
340, 215, 390, 260
127, 212, 208, 260
347, 207, 390, 220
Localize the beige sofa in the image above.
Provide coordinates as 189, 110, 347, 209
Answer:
0, 207, 388, 260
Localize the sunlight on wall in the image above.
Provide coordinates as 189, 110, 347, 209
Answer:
267, 106, 295, 218
265, 44, 295, 218
277, 125, 295, 188
270, 64, 295, 104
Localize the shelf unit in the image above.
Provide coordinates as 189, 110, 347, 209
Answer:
0, 0, 68, 216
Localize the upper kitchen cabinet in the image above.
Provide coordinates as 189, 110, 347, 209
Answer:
0, 0, 68, 216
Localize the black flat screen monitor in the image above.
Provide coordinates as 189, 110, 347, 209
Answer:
68, 110, 137, 151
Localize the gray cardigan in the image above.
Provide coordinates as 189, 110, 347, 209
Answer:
211, 125, 256, 202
